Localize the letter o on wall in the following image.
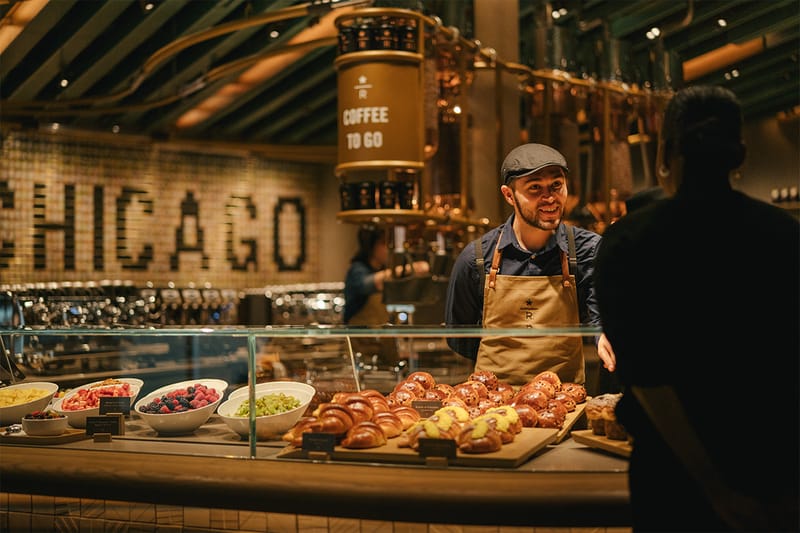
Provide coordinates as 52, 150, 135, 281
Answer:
273, 197, 306, 271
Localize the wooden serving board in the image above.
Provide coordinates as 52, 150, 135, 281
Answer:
278, 426, 559, 468
0, 427, 90, 445
571, 429, 632, 458
553, 402, 586, 444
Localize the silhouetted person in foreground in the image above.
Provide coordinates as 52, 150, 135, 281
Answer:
595, 85, 799, 532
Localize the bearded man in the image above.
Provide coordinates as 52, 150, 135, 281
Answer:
444, 143, 615, 387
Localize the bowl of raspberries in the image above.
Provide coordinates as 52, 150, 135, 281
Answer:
134, 379, 228, 435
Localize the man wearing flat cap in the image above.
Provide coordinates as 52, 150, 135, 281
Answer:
445, 143, 616, 387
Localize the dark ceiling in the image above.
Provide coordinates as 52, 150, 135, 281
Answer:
1, 0, 798, 152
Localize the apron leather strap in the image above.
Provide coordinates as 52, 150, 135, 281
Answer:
560, 224, 577, 287
487, 229, 504, 289
474, 237, 485, 300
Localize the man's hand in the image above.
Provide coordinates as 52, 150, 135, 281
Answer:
597, 333, 616, 372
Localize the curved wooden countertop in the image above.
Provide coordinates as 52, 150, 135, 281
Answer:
0, 438, 631, 527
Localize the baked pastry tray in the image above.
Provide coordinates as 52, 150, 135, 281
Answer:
277, 406, 585, 468
278, 426, 558, 468
571, 429, 632, 458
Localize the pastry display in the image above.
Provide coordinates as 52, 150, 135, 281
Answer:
585, 393, 627, 441
281, 369, 589, 455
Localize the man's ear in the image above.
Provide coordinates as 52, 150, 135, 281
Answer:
500, 184, 515, 206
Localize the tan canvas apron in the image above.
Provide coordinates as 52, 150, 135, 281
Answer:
346, 292, 397, 360
475, 228, 585, 386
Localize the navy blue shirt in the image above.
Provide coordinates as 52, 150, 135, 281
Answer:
444, 214, 602, 359
343, 260, 378, 324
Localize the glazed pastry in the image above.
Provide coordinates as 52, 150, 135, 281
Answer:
406, 371, 436, 390
561, 382, 587, 404
492, 384, 515, 404
484, 406, 522, 434
451, 383, 480, 407
546, 399, 568, 420
532, 370, 562, 391
535, 409, 563, 429
433, 383, 455, 397
393, 379, 426, 398
434, 405, 470, 424
467, 370, 499, 391
441, 396, 469, 410
457, 420, 503, 454
525, 379, 556, 399
512, 388, 549, 410
473, 412, 516, 444
340, 421, 387, 449
397, 415, 459, 450
553, 391, 577, 412
512, 403, 539, 427
387, 388, 416, 407
421, 388, 448, 401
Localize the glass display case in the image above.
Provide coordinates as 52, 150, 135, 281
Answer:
1, 324, 602, 457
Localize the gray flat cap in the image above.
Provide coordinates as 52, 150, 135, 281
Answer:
501, 143, 569, 183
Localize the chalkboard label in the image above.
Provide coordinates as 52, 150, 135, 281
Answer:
99, 396, 131, 415
302, 432, 336, 453
86, 416, 123, 436
411, 400, 441, 418
417, 437, 456, 459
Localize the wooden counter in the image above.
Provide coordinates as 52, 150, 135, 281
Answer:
0, 423, 631, 528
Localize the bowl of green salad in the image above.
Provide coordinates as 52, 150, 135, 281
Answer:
217, 381, 315, 440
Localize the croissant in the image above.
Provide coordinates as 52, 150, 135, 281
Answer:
340, 421, 387, 449
457, 420, 503, 454
309, 403, 356, 436
390, 405, 421, 430
372, 411, 403, 438
337, 393, 374, 424
363, 394, 391, 414
282, 416, 318, 447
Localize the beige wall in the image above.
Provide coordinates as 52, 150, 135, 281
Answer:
0, 131, 339, 288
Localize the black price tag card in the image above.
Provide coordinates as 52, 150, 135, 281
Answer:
99, 396, 131, 415
417, 437, 457, 459
301, 432, 336, 453
411, 400, 442, 418
86, 416, 123, 436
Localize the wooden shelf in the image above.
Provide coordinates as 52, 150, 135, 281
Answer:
337, 210, 492, 229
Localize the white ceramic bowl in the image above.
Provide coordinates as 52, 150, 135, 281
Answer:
0, 381, 59, 426
218, 381, 315, 440
21, 413, 69, 436
51, 378, 144, 429
133, 378, 228, 435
